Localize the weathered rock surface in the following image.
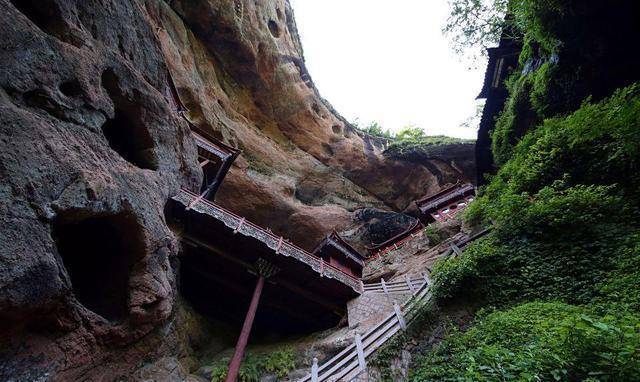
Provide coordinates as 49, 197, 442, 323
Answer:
0, 0, 474, 379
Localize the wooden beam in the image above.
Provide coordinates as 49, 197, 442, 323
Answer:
183, 234, 344, 316
226, 275, 264, 382
185, 258, 327, 323
182, 234, 253, 269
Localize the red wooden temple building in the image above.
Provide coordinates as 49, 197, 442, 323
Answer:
165, 72, 364, 381
312, 231, 366, 279
193, 130, 240, 200
415, 181, 476, 223
165, 68, 240, 201
167, 190, 363, 381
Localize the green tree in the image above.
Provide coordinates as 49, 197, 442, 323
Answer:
443, 0, 510, 59
353, 120, 394, 139
396, 125, 425, 141
365, 121, 385, 136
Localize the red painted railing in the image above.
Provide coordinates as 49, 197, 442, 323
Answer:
366, 232, 419, 261
366, 222, 423, 261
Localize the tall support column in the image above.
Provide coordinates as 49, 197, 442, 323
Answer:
225, 258, 279, 382
225, 275, 265, 382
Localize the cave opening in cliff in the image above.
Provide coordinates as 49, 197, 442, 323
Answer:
10, 0, 70, 44
101, 69, 158, 170
268, 20, 281, 38
53, 212, 144, 322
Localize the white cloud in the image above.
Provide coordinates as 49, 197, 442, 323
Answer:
289, 0, 487, 139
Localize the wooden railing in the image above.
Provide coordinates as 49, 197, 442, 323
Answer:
366, 229, 422, 261
297, 228, 493, 381
362, 274, 429, 295
174, 189, 363, 293
298, 275, 433, 382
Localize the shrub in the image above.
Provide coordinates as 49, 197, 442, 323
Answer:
209, 348, 295, 382
424, 223, 448, 246
434, 84, 640, 307
396, 125, 426, 141
595, 233, 640, 313
487, 0, 640, 165
384, 136, 474, 161
489, 83, 640, 200
435, 184, 640, 307
263, 349, 296, 378
492, 71, 541, 165
411, 302, 640, 381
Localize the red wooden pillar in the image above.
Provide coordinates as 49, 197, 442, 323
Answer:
225, 275, 265, 382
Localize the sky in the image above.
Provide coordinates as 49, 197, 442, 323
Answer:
288, 0, 487, 139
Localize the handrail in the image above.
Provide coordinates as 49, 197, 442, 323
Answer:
299, 277, 432, 382
363, 277, 424, 287
366, 220, 421, 251
366, 229, 422, 260
298, 226, 491, 381
176, 189, 363, 292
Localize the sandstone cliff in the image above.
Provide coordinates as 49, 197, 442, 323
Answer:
0, 0, 474, 379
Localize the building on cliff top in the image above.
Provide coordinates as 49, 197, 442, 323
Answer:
415, 181, 476, 223
476, 34, 521, 184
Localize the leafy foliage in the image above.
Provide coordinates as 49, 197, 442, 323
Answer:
412, 302, 640, 381
446, 0, 640, 165
370, 299, 441, 381
350, 118, 475, 160
443, 0, 510, 60
420, 83, 640, 380
428, 2, 640, 381
209, 348, 295, 382
435, 185, 640, 307
435, 85, 640, 306
489, 84, 640, 201
424, 223, 450, 247
352, 120, 394, 139
491, 61, 560, 165
396, 125, 426, 141
384, 135, 475, 161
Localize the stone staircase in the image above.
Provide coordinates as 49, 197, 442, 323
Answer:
297, 275, 432, 382
297, 227, 491, 381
